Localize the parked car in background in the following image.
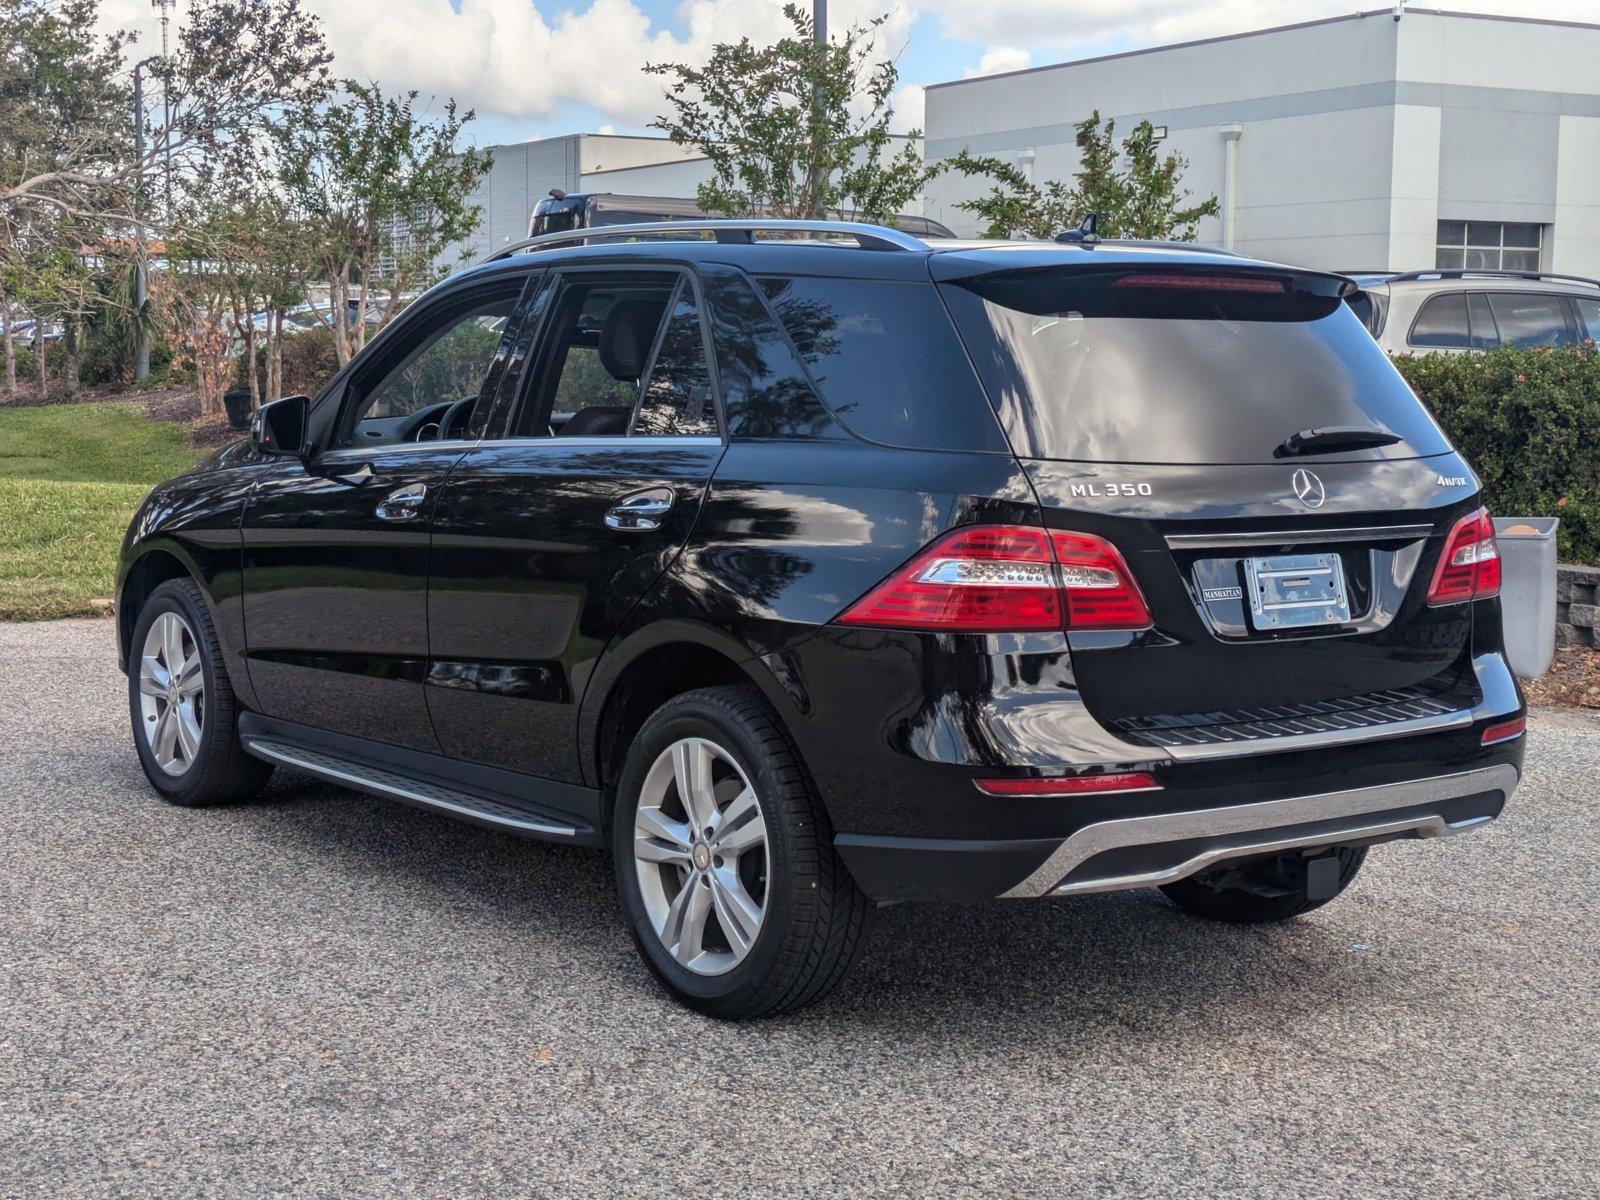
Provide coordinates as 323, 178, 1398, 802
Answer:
1345, 269, 1600, 354
116, 220, 1525, 1017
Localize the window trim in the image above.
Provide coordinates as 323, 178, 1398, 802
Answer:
499, 264, 726, 445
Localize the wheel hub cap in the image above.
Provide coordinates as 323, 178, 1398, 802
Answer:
633, 736, 770, 977
137, 611, 205, 777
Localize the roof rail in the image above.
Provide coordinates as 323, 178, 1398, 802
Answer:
480, 219, 927, 265
1385, 268, 1600, 289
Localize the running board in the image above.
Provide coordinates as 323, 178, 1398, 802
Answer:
241, 734, 587, 842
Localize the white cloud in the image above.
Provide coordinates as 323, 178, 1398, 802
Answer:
97, 0, 914, 130
890, 83, 925, 134
964, 46, 1031, 79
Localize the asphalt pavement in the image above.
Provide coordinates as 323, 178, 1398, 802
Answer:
1, 619, 1595, 1198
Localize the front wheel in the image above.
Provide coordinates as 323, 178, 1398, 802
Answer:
612, 685, 869, 1019
128, 578, 273, 807
1161, 845, 1368, 923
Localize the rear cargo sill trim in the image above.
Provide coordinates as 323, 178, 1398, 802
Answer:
1000, 763, 1518, 899
1150, 705, 1473, 761
1163, 524, 1433, 550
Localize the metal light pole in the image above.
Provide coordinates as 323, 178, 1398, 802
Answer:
132, 55, 162, 383
153, 0, 174, 220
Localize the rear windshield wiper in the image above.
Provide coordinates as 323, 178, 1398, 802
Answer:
1275, 425, 1404, 458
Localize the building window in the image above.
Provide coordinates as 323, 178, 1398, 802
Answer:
1436, 221, 1542, 272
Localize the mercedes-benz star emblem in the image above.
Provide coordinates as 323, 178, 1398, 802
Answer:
1291, 468, 1327, 509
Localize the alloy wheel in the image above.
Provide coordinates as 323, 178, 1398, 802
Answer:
633, 736, 770, 976
138, 611, 205, 776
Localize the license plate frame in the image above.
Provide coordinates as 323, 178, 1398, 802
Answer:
1243, 552, 1352, 631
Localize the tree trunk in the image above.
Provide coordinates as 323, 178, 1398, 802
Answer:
1, 285, 15, 394
331, 269, 351, 367
34, 323, 46, 399
243, 319, 259, 410
63, 317, 79, 397
267, 308, 283, 402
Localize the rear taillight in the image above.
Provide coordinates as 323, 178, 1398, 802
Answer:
836, 524, 1151, 634
1426, 507, 1501, 606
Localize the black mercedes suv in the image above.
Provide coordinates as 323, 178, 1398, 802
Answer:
117, 220, 1526, 1017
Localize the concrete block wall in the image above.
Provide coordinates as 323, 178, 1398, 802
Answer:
1555, 563, 1600, 649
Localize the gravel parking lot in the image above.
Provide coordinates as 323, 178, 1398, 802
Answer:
1, 619, 1595, 1198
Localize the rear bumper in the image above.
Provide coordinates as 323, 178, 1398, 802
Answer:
835, 762, 1519, 903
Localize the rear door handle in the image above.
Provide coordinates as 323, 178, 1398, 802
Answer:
376, 483, 428, 521
605, 487, 675, 531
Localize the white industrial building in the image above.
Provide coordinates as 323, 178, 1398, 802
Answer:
921, 7, 1600, 275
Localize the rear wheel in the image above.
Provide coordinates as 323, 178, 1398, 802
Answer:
128, 578, 273, 807
1160, 845, 1367, 923
612, 685, 869, 1018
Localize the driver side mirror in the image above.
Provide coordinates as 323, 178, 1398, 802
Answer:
250, 394, 311, 457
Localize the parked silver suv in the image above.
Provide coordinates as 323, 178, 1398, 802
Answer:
1345, 270, 1600, 354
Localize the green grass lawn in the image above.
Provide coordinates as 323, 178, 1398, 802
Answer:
0, 403, 203, 620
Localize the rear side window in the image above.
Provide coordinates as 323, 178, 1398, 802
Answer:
1410, 294, 1471, 348
759, 277, 1008, 453
633, 280, 718, 437
1575, 296, 1600, 341
942, 266, 1452, 466
1487, 293, 1574, 348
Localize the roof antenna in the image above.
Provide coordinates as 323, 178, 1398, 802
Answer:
1054, 213, 1101, 247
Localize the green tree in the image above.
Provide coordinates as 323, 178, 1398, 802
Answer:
279, 82, 491, 366
947, 111, 1220, 240
646, 4, 934, 223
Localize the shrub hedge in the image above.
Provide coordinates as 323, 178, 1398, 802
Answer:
1394, 343, 1600, 566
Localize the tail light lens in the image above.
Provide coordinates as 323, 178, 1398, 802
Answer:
1426, 507, 1501, 606
837, 524, 1151, 634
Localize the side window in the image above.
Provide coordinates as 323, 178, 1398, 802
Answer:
1487, 293, 1574, 348
521, 276, 676, 437
757, 276, 1008, 453
343, 295, 516, 447
1572, 296, 1600, 342
633, 280, 718, 437
1467, 293, 1498, 349
1409, 294, 1471, 349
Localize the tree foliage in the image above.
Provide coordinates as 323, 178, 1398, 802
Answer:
278, 82, 490, 365
947, 111, 1220, 240
646, 4, 933, 222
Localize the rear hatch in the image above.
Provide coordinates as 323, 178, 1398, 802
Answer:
937, 255, 1484, 744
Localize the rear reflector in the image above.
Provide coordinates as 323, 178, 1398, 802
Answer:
837, 524, 1152, 634
1480, 716, 1526, 746
976, 772, 1160, 797
1427, 507, 1501, 606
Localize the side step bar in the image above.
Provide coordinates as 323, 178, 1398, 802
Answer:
240, 733, 589, 843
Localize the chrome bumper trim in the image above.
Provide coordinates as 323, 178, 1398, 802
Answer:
1001, 763, 1519, 899
1163, 524, 1433, 550
1159, 704, 1473, 761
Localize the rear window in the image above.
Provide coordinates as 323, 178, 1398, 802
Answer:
942, 267, 1452, 465
759, 277, 1008, 453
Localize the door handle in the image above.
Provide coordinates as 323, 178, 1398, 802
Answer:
375, 482, 428, 521
604, 487, 675, 531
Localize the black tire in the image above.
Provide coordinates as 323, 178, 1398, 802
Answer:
1160, 845, 1367, 923
127, 577, 273, 807
611, 685, 870, 1019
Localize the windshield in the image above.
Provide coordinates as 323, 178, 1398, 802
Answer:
942, 267, 1451, 465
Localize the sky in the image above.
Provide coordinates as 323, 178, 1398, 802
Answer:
97, 0, 1599, 149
